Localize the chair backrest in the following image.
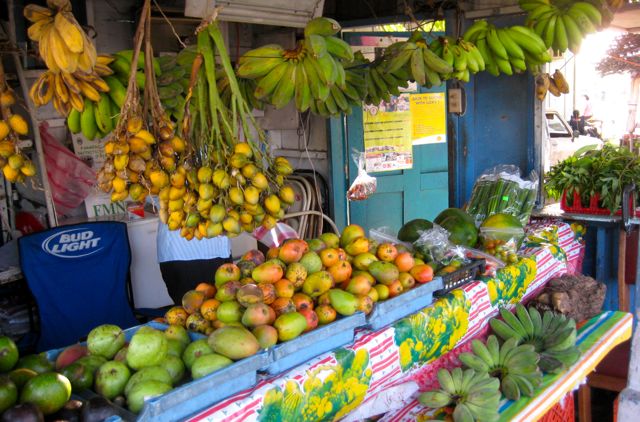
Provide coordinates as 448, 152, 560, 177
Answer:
18, 221, 138, 351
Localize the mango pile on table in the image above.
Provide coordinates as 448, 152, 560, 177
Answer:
163, 224, 436, 345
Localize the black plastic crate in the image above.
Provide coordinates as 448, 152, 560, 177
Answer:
434, 259, 485, 296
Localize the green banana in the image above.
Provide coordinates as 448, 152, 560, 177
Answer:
330, 84, 349, 112
500, 308, 528, 338
495, 56, 514, 75
497, 28, 525, 60
463, 19, 489, 42
516, 304, 535, 337
453, 403, 475, 422
501, 375, 521, 401
459, 352, 490, 372
306, 34, 328, 58
419, 390, 451, 408
490, 318, 523, 341
476, 37, 500, 76
487, 28, 509, 60
80, 100, 97, 140
509, 25, 548, 53
553, 14, 569, 52
315, 54, 338, 85
271, 62, 296, 109
451, 367, 464, 392
109, 57, 131, 77
562, 14, 583, 53
422, 47, 454, 74
543, 15, 558, 48
571, 2, 602, 26
325, 36, 354, 61
67, 108, 81, 134
471, 339, 495, 367
567, 7, 597, 34
254, 61, 289, 99
324, 90, 338, 115
95, 93, 113, 134
302, 57, 328, 101
294, 64, 311, 112
237, 57, 285, 79
304, 17, 341, 37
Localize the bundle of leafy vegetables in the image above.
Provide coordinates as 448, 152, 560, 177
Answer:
545, 145, 640, 213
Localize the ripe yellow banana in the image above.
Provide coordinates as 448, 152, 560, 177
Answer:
54, 11, 84, 53
552, 69, 569, 94
535, 73, 550, 100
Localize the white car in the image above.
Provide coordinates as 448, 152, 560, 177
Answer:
545, 110, 603, 170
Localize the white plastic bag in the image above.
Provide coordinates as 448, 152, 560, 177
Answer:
347, 150, 376, 201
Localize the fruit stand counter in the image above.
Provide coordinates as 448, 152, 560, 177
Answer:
186, 220, 585, 421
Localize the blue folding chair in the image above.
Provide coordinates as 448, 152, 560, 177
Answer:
18, 221, 139, 351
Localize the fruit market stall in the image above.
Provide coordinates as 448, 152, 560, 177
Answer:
174, 219, 603, 421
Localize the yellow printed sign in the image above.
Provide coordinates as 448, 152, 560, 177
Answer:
410, 93, 446, 145
363, 95, 413, 173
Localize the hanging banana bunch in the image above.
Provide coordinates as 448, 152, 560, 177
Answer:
0, 63, 37, 183
383, 32, 453, 89
463, 20, 551, 76
237, 17, 357, 116
535, 69, 570, 100
518, 0, 611, 54
24, 0, 116, 138
429, 37, 486, 83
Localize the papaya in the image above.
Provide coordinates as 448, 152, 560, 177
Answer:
434, 208, 478, 247
397, 219, 433, 243
480, 213, 525, 247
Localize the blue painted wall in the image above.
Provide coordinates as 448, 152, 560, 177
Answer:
449, 15, 536, 208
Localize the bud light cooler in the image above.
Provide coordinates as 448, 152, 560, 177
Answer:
19, 221, 138, 351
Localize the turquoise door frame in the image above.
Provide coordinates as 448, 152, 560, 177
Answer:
329, 31, 449, 234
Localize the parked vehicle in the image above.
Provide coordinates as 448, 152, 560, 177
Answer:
545, 110, 603, 170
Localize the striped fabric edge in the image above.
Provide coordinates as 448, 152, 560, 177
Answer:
499, 311, 632, 421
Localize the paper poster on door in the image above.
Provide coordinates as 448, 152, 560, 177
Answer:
411, 92, 447, 145
362, 94, 413, 173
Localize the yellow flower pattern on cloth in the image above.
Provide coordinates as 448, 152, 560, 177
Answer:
483, 257, 536, 306
393, 289, 471, 372
257, 348, 371, 421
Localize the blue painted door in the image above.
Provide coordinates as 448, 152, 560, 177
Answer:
330, 32, 449, 234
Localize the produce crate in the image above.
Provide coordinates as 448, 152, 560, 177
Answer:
264, 312, 366, 375
47, 322, 270, 422
366, 277, 444, 331
435, 259, 485, 297
560, 190, 640, 217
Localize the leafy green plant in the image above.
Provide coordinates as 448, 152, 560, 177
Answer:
545, 145, 640, 213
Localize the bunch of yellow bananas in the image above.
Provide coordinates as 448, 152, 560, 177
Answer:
238, 17, 355, 114
535, 69, 570, 100
429, 37, 486, 83
0, 87, 37, 183
383, 32, 453, 89
463, 20, 551, 76
519, 0, 609, 54
24, 1, 96, 74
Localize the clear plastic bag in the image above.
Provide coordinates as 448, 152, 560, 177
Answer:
479, 226, 525, 264
347, 150, 376, 201
465, 165, 539, 227
413, 225, 469, 268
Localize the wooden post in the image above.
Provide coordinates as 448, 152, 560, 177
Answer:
619, 230, 629, 312
578, 384, 592, 422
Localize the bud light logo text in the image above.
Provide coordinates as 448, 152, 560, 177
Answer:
42, 228, 103, 258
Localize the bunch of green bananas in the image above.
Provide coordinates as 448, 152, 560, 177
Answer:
519, 0, 605, 54
419, 368, 501, 422
363, 60, 410, 106
463, 20, 551, 76
490, 304, 580, 374
66, 90, 120, 141
429, 37, 486, 83
459, 335, 542, 401
384, 32, 453, 89
237, 17, 354, 114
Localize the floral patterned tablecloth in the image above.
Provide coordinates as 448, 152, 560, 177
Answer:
187, 220, 585, 422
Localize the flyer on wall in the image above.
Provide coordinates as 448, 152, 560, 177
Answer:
362, 94, 414, 173
411, 92, 447, 145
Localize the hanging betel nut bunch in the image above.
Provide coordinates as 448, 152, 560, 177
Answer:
96, 0, 182, 203
0, 62, 37, 183
24, 0, 117, 140
155, 15, 295, 240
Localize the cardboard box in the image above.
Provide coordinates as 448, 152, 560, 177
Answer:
84, 191, 126, 218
